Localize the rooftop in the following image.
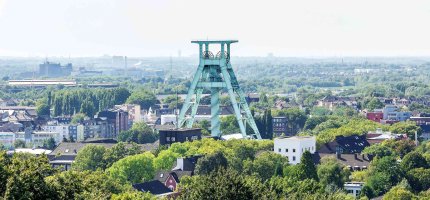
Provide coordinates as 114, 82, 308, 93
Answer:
275, 136, 315, 140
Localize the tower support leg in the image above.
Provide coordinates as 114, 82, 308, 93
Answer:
211, 87, 220, 136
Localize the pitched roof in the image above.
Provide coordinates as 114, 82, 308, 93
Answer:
313, 153, 372, 168
132, 180, 172, 195
335, 135, 370, 153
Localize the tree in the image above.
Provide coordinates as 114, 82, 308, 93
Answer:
243, 151, 288, 181
73, 144, 107, 171
383, 139, 416, 158
362, 143, 394, 158
317, 156, 350, 188
178, 168, 274, 200
107, 152, 155, 183
80, 99, 96, 117
406, 168, 430, 192
71, 113, 87, 124
401, 151, 428, 172
111, 191, 155, 200
0, 151, 10, 196
383, 185, 417, 200
4, 153, 56, 199
365, 98, 384, 111
294, 151, 318, 181
43, 137, 56, 150
103, 142, 142, 168
389, 121, 421, 139
118, 122, 158, 144
153, 150, 180, 170
365, 172, 392, 197
46, 170, 127, 199
195, 151, 228, 175
126, 89, 157, 110
273, 108, 307, 135
36, 98, 50, 116
220, 115, 240, 134
13, 139, 26, 148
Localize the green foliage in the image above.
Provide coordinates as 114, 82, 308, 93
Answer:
401, 151, 428, 172
364, 98, 384, 111
243, 151, 288, 181
103, 142, 142, 168
362, 143, 394, 158
13, 139, 26, 148
316, 118, 386, 144
73, 144, 107, 171
178, 168, 275, 200
153, 150, 180, 170
406, 167, 430, 192
382, 185, 417, 200
0, 151, 10, 196
71, 113, 87, 124
220, 115, 240, 134
4, 153, 57, 199
43, 137, 56, 150
36, 97, 50, 116
111, 191, 155, 200
273, 107, 307, 134
195, 151, 228, 175
107, 152, 155, 184
52, 87, 130, 116
293, 151, 318, 181
382, 139, 416, 158
45, 170, 128, 199
126, 89, 157, 110
192, 120, 210, 136
118, 122, 158, 144
389, 121, 421, 139
317, 156, 350, 188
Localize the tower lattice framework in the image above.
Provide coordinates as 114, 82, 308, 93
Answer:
178, 40, 262, 139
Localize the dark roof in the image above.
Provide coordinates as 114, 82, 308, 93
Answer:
335, 135, 370, 153
172, 156, 202, 171
313, 153, 372, 168
155, 171, 193, 184
133, 180, 172, 195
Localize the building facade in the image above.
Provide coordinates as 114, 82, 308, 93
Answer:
159, 128, 202, 147
274, 136, 316, 165
272, 116, 288, 137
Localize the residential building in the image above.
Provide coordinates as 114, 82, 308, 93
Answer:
312, 153, 371, 171
156, 156, 201, 191
132, 181, 173, 197
272, 116, 288, 137
97, 109, 129, 137
344, 182, 364, 197
114, 104, 142, 124
366, 112, 383, 123
274, 136, 316, 165
381, 105, 411, 123
159, 128, 202, 147
318, 134, 370, 154
317, 96, 358, 111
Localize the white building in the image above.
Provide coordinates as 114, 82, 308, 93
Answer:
161, 114, 177, 125
274, 136, 316, 165
344, 182, 364, 197
382, 105, 411, 122
42, 123, 70, 141
0, 132, 15, 148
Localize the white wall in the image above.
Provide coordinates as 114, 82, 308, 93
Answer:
274, 136, 316, 165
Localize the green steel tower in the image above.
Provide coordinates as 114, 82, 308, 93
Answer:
178, 40, 262, 139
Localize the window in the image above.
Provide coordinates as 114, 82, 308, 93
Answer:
285, 148, 288, 152
278, 148, 281, 152
293, 149, 296, 152
166, 137, 170, 141
293, 156, 296, 161
171, 137, 176, 141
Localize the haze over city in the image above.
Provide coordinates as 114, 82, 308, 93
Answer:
1, 0, 430, 57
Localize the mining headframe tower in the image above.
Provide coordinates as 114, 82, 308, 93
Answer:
178, 40, 262, 139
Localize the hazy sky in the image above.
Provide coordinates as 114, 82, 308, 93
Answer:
0, 0, 430, 57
